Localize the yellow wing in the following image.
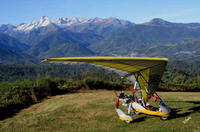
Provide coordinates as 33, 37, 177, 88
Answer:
43, 56, 168, 100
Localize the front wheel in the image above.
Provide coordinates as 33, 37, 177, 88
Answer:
134, 111, 140, 115
124, 120, 131, 124
160, 117, 168, 120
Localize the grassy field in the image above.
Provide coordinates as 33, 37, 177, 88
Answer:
0, 91, 200, 132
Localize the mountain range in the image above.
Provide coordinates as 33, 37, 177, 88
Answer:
0, 16, 132, 46
1, 16, 200, 64
89, 19, 200, 57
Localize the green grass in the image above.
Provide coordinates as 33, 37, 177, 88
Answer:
0, 91, 200, 132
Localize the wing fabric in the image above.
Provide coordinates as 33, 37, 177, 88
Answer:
43, 57, 168, 100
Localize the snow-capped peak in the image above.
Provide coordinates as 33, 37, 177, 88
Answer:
53, 17, 92, 26
39, 16, 51, 26
13, 16, 133, 32
16, 16, 52, 31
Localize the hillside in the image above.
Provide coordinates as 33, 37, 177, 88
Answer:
29, 42, 95, 59
27, 31, 97, 58
0, 33, 30, 51
0, 91, 199, 132
0, 48, 37, 64
140, 40, 200, 60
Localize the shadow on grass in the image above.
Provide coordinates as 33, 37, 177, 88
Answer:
0, 104, 32, 120
132, 116, 147, 123
124, 116, 148, 124
167, 101, 200, 120
0, 90, 78, 120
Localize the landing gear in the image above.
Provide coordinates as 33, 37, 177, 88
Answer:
115, 72, 171, 123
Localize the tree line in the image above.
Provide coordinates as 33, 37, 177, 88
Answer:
161, 60, 200, 91
0, 61, 200, 89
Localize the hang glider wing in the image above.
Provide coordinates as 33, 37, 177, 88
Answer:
43, 57, 168, 100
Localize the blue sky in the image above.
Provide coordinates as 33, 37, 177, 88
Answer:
1, 0, 200, 25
